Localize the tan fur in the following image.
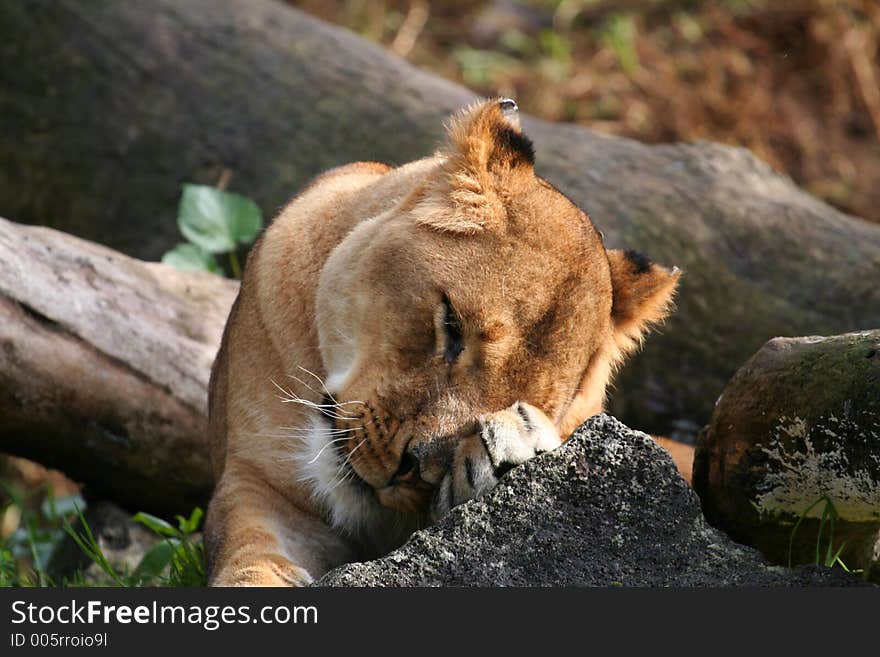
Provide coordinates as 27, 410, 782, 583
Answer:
652, 436, 695, 482
205, 99, 682, 586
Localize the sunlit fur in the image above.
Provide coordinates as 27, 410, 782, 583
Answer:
204, 99, 681, 586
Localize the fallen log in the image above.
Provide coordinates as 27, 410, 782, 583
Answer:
1, 0, 879, 438
0, 217, 236, 514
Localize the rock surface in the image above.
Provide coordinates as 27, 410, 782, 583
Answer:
693, 331, 880, 580
317, 415, 859, 587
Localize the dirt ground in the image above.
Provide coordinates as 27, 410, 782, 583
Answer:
291, 0, 880, 224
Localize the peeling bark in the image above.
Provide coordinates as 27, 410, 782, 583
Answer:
0, 217, 237, 513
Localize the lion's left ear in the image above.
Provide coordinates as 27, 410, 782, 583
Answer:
606, 249, 681, 355
413, 98, 535, 234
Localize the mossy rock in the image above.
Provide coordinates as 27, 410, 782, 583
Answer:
693, 330, 880, 580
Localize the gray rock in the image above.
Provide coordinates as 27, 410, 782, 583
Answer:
317, 415, 860, 586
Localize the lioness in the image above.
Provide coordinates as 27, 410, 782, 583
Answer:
205, 99, 680, 586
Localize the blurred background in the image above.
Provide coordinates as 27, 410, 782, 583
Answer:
291, 0, 880, 224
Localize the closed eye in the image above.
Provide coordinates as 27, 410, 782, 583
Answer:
441, 294, 464, 364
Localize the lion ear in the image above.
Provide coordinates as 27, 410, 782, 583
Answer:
445, 97, 535, 175
606, 249, 681, 355
413, 98, 534, 234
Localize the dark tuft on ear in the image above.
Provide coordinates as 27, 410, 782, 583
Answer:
493, 124, 535, 166
444, 97, 536, 176
623, 249, 652, 275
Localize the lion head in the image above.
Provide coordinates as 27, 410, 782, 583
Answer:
298, 99, 679, 548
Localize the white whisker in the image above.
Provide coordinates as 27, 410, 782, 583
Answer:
270, 377, 366, 420
294, 366, 341, 404
294, 366, 367, 412
307, 435, 356, 465
287, 373, 366, 408
333, 438, 366, 476
245, 426, 361, 440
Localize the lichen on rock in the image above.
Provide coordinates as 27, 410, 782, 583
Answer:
753, 414, 880, 523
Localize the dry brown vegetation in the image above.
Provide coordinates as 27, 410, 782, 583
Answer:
291, 0, 880, 223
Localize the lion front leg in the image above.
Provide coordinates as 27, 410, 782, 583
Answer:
205, 465, 356, 586
431, 402, 562, 519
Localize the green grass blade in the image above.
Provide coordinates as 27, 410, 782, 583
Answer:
62, 507, 126, 587
787, 495, 825, 568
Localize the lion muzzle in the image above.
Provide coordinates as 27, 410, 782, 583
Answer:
407, 402, 562, 520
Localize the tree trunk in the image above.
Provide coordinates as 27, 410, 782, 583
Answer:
0, 217, 236, 514
1, 0, 879, 439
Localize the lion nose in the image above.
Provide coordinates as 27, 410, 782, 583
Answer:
400, 428, 471, 487
390, 449, 419, 484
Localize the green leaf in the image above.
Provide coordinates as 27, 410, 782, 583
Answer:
167, 538, 207, 586
176, 507, 204, 535
161, 242, 222, 274
132, 512, 178, 538
177, 184, 262, 254
131, 540, 177, 584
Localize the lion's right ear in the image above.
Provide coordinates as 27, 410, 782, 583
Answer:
413, 98, 535, 234
444, 97, 535, 175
